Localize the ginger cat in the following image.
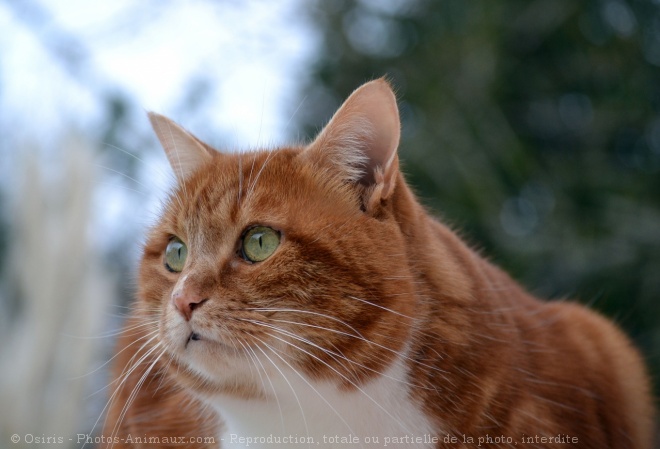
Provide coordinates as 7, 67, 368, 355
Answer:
104, 79, 655, 448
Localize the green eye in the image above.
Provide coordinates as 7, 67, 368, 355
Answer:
165, 237, 187, 272
241, 226, 280, 263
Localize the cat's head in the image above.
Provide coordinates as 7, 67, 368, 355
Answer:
139, 79, 419, 398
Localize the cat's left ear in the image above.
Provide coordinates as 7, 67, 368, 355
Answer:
304, 78, 400, 209
148, 112, 213, 182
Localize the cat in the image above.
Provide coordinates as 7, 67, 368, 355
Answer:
103, 79, 655, 448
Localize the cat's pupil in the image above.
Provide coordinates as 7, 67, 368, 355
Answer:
164, 237, 187, 272
241, 226, 280, 262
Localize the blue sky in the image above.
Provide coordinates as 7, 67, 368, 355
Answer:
0, 0, 317, 254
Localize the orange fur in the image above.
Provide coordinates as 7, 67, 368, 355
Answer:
103, 80, 655, 448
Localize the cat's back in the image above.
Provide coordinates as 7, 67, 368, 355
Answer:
523, 300, 655, 448
483, 268, 655, 447
414, 218, 655, 448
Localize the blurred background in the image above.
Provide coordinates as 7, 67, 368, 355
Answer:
0, 0, 658, 446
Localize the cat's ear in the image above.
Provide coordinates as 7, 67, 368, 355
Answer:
304, 78, 400, 208
148, 112, 212, 182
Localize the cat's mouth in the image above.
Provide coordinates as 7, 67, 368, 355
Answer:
184, 331, 201, 348
182, 329, 238, 355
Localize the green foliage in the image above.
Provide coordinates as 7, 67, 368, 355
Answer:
299, 0, 660, 390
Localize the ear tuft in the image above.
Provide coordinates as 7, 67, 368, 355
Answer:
304, 78, 400, 203
148, 112, 212, 182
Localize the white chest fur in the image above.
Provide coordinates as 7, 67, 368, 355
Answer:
209, 356, 435, 449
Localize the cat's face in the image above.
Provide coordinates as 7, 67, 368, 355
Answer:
138, 80, 417, 398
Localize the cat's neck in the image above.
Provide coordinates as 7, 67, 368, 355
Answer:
388, 173, 533, 310
209, 348, 435, 449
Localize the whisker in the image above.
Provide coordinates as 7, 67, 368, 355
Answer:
102, 142, 154, 170
64, 319, 159, 340
245, 151, 257, 198
237, 338, 286, 434
86, 338, 162, 449
82, 329, 159, 389
257, 334, 413, 437
347, 294, 414, 319
246, 149, 277, 200
98, 181, 147, 196
252, 336, 365, 449
244, 309, 452, 380
283, 95, 307, 133
261, 318, 440, 390
153, 351, 177, 395
111, 344, 166, 446
246, 308, 365, 339
243, 318, 440, 393
237, 152, 243, 206
95, 164, 151, 189
253, 343, 312, 448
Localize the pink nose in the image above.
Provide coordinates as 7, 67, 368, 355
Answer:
172, 291, 208, 321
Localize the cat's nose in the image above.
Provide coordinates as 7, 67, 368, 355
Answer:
172, 291, 208, 321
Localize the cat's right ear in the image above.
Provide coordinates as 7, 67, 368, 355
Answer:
303, 78, 400, 212
148, 112, 212, 182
